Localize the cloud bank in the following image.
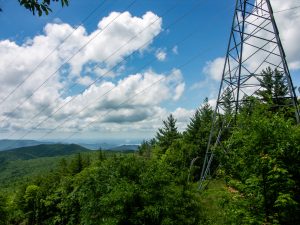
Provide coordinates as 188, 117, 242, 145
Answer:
0, 11, 189, 141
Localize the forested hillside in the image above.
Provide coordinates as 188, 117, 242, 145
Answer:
0, 70, 300, 224
0, 144, 89, 162
0, 144, 91, 190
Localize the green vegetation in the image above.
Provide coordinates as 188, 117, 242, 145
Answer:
0, 152, 202, 224
1, 1, 70, 16
18, 0, 69, 16
0, 144, 91, 191
0, 144, 89, 162
219, 104, 300, 224
0, 67, 299, 224
198, 179, 253, 224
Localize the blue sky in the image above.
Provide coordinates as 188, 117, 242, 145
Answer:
0, 0, 299, 143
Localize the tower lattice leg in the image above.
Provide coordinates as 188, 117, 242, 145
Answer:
199, 0, 300, 189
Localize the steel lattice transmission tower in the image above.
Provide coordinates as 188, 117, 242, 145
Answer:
199, 0, 300, 189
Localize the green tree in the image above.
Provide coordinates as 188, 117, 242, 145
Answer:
155, 114, 181, 154
73, 155, 201, 225
138, 159, 201, 225
222, 87, 234, 116
0, 193, 8, 225
256, 67, 289, 106
69, 153, 84, 175
220, 106, 300, 224
16, 0, 69, 16
138, 139, 153, 158
184, 98, 213, 147
23, 184, 42, 224
57, 157, 69, 176
183, 98, 213, 180
97, 149, 106, 162
7, 153, 202, 225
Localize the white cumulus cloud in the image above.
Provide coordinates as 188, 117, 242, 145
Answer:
0, 11, 171, 140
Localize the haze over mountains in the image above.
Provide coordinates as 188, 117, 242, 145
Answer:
0, 142, 138, 189
0, 139, 139, 151
0, 139, 140, 189
0, 144, 89, 162
0, 139, 52, 151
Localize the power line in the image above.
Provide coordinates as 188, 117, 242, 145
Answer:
274, 5, 300, 14
0, 0, 110, 106
4, 0, 237, 148
18, 0, 204, 132
5, 0, 197, 142
0, 0, 137, 125
31, 30, 198, 142
62, 48, 210, 143
12, 1, 236, 144
4, 0, 180, 140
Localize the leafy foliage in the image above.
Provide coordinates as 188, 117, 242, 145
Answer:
0, 144, 90, 190
220, 105, 300, 224
0, 193, 8, 224
198, 179, 254, 224
18, 0, 69, 16
138, 139, 155, 158
0, 154, 201, 224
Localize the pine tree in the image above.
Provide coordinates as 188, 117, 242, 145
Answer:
256, 67, 288, 106
0, 193, 7, 224
69, 153, 83, 175
183, 98, 213, 180
156, 114, 180, 153
58, 158, 69, 176
185, 98, 213, 147
97, 149, 106, 161
138, 140, 152, 158
223, 88, 234, 115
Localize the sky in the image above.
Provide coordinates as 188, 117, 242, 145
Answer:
0, 0, 299, 144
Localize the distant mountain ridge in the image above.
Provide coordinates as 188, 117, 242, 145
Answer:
109, 144, 139, 151
77, 143, 139, 151
0, 144, 91, 189
0, 144, 90, 164
0, 139, 140, 152
77, 142, 115, 150
0, 139, 52, 151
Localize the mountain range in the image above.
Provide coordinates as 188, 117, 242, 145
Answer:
0, 139, 52, 151
0, 143, 90, 163
0, 139, 140, 152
